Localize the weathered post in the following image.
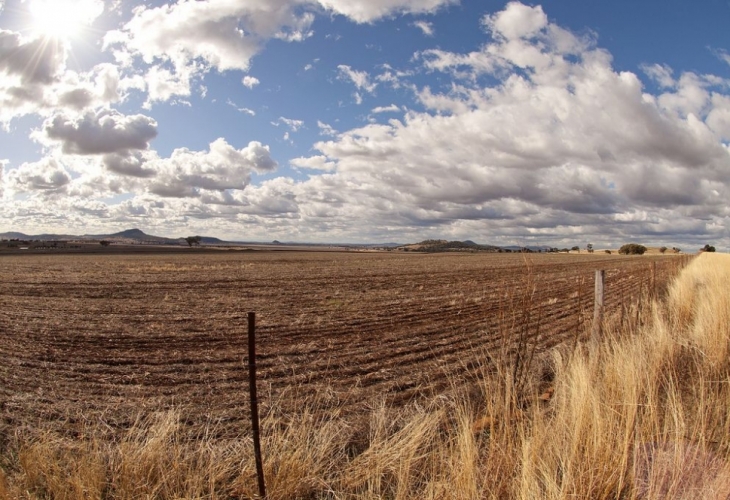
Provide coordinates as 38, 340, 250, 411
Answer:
591, 270, 605, 344
248, 312, 266, 499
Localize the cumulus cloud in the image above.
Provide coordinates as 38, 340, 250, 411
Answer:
0, 31, 66, 85
103, 0, 315, 102
102, 151, 156, 178
290, 155, 337, 171
0, 29, 127, 123
146, 139, 277, 197
317, 0, 456, 23
283, 2, 730, 243
372, 104, 401, 114
6, 157, 71, 195
41, 108, 158, 155
5, 1, 730, 247
242, 76, 260, 88
101, 0, 457, 104
642, 63, 675, 88
0, 32, 66, 122
482, 1, 548, 40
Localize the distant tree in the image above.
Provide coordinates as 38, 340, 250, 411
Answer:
100, 240, 111, 247
659, 246, 667, 254
618, 243, 647, 255
185, 236, 202, 247
571, 246, 580, 252
672, 247, 681, 254
701, 244, 716, 252
586, 243, 594, 253
605, 250, 612, 254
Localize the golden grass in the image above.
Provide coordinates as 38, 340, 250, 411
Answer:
2, 253, 730, 499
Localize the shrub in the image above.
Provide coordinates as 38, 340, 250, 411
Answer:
702, 244, 716, 252
659, 246, 667, 254
618, 243, 647, 255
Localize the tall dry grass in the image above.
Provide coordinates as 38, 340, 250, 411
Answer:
2, 253, 730, 499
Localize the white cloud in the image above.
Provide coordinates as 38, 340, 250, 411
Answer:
274, 116, 304, 131
482, 1, 548, 41
242, 76, 260, 88
714, 48, 730, 67
280, 2, 730, 243
371, 104, 401, 114
4, 1, 730, 247
642, 63, 675, 88
143, 65, 194, 107
337, 65, 377, 93
147, 139, 277, 198
6, 157, 71, 195
290, 155, 337, 171
41, 108, 158, 155
317, 0, 456, 23
103, 0, 315, 103
226, 99, 256, 115
304, 58, 319, 71
317, 120, 337, 136
413, 20, 434, 36
0, 31, 66, 85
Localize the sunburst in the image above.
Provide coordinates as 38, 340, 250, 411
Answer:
28, 0, 103, 40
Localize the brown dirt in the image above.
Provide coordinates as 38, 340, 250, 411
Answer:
0, 251, 684, 440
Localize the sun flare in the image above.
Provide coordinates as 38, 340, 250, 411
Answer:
29, 0, 103, 39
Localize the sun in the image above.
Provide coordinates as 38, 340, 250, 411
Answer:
28, 0, 103, 39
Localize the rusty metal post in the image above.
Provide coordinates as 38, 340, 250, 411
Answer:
248, 312, 266, 499
591, 270, 605, 344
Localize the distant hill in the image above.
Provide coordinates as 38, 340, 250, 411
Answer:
0, 231, 78, 241
1, 228, 216, 245
400, 240, 501, 253
106, 228, 154, 239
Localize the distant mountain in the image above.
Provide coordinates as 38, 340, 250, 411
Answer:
107, 228, 153, 239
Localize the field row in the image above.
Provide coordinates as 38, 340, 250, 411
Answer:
0, 251, 685, 438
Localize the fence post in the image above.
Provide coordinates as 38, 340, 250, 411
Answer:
248, 312, 266, 499
591, 270, 605, 344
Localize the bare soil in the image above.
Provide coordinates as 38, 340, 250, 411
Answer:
0, 251, 682, 440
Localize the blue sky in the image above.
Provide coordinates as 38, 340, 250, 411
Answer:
1, 0, 729, 249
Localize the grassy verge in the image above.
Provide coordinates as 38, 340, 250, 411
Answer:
2, 253, 729, 499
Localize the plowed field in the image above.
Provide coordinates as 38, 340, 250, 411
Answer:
0, 251, 683, 439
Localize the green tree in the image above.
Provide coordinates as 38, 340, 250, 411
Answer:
701, 244, 716, 252
618, 243, 647, 255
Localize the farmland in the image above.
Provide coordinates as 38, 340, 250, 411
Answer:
1, 251, 682, 440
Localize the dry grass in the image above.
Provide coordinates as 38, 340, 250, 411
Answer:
3, 253, 730, 499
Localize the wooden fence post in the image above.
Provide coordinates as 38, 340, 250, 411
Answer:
591, 270, 605, 344
248, 312, 266, 499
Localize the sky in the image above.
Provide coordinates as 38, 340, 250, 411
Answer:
1, 0, 729, 249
